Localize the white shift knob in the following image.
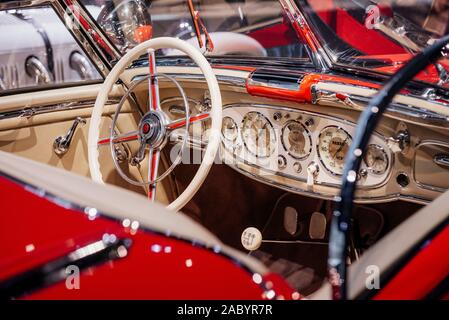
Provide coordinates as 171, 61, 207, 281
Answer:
241, 227, 263, 251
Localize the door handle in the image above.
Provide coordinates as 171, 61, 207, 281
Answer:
53, 117, 86, 155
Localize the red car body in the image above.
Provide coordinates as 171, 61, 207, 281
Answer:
0, 174, 294, 300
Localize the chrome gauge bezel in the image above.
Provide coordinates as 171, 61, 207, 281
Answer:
221, 116, 238, 142
317, 125, 353, 176
363, 144, 389, 175
240, 111, 277, 158
281, 120, 312, 160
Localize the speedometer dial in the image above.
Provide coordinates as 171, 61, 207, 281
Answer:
317, 126, 352, 175
241, 112, 276, 158
222, 117, 238, 142
281, 120, 312, 160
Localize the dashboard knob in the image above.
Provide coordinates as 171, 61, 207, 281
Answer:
241, 227, 262, 251
277, 155, 287, 170
307, 162, 319, 190
293, 162, 302, 173
387, 130, 410, 154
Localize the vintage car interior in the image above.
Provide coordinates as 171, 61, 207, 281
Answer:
1, 0, 449, 298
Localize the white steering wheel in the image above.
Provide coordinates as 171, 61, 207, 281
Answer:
88, 37, 222, 212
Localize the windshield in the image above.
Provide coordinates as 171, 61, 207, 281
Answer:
81, 0, 309, 61
299, 0, 449, 87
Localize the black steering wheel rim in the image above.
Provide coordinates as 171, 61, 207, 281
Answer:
328, 35, 449, 300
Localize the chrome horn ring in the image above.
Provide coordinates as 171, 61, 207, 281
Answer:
109, 73, 190, 186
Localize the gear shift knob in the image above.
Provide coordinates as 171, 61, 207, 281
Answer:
241, 227, 263, 251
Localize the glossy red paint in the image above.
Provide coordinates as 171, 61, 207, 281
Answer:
374, 223, 449, 300
333, 9, 405, 55
307, 0, 404, 56
246, 72, 382, 103
247, 21, 297, 49
0, 176, 294, 299
368, 54, 449, 87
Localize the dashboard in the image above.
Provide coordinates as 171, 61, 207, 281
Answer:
153, 69, 449, 206
220, 104, 392, 192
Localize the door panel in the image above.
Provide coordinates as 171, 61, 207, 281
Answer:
0, 86, 173, 204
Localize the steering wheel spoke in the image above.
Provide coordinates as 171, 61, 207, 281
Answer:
147, 148, 160, 201
166, 112, 210, 131
147, 48, 161, 112
98, 130, 140, 146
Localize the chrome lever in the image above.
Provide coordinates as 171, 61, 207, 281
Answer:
387, 130, 410, 154
54, 117, 86, 155
434, 154, 449, 168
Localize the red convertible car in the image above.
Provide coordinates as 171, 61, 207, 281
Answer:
1, 0, 449, 301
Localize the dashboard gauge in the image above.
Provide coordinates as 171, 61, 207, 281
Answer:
363, 144, 389, 174
281, 120, 312, 160
317, 126, 352, 175
222, 117, 238, 142
241, 112, 276, 158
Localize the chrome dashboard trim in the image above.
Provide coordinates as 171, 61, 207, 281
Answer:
224, 150, 429, 205
139, 70, 449, 130
311, 84, 449, 127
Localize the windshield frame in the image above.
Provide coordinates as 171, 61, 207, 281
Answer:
75, 0, 315, 70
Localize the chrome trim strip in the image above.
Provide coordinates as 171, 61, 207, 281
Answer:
0, 98, 120, 120
225, 154, 429, 205
131, 73, 247, 88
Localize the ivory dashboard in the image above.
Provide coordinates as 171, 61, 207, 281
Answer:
220, 104, 391, 191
